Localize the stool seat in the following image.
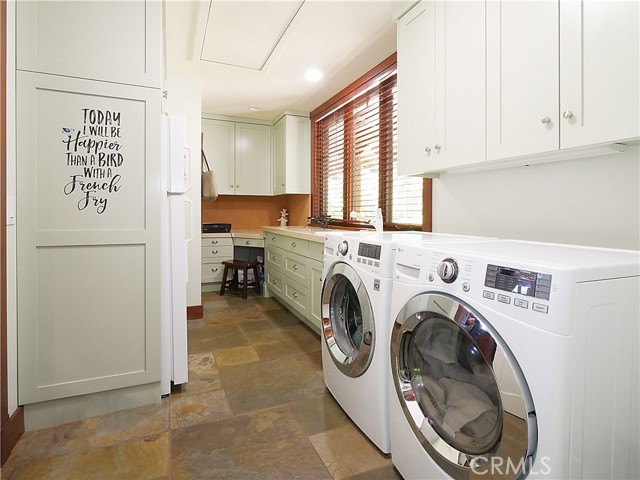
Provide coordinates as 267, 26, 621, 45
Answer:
220, 259, 260, 299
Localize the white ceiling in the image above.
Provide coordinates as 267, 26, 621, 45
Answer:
164, 0, 399, 121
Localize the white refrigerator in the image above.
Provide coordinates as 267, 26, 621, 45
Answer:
160, 113, 189, 395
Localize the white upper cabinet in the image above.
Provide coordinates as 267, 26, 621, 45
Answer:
273, 115, 311, 195
16, 1, 162, 88
202, 118, 271, 196
397, 0, 486, 176
235, 123, 272, 195
488, 0, 639, 161
559, 0, 639, 149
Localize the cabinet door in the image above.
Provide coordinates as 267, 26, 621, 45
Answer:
17, 72, 161, 404
17, 1, 161, 88
433, 0, 486, 170
560, 0, 639, 148
309, 261, 323, 332
397, 0, 436, 176
284, 116, 311, 194
235, 123, 272, 195
487, 0, 559, 160
273, 118, 287, 195
201, 119, 235, 195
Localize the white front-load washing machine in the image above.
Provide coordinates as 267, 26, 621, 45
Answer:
389, 239, 639, 480
320, 231, 493, 454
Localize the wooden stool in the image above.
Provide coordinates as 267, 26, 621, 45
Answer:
219, 260, 260, 299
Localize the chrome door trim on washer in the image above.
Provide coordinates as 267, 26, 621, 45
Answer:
391, 292, 538, 480
321, 262, 374, 378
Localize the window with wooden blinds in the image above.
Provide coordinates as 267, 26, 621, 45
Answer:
311, 54, 426, 229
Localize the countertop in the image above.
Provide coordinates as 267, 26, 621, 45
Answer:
201, 226, 336, 242
201, 229, 263, 239
262, 226, 332, 242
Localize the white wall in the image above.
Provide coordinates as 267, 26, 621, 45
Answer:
433, 147, 640, 250
162, 73, 202, 307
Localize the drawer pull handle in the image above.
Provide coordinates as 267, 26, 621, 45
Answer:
246, 240, 251, 245
212, 268, 218, 272
272, 255, 277, 261
273, 279, 277, 284
291, 242, 296, 247
272, 236, 276, 241
211, 240, 218, 245
292, 264, 298, 270
292, 292, 298, 298
212, 250, 218, 255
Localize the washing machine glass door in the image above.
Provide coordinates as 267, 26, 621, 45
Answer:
321, 262, 374, 378
391, 292, 537, 479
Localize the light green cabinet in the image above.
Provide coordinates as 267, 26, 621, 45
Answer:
264, 232, 323, 334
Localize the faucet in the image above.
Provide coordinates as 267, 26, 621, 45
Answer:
307, 212, 332, 228
350, 208, 384, 235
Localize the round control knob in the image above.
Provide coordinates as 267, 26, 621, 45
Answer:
437, 258, 459, 284
337, 240, 349, 256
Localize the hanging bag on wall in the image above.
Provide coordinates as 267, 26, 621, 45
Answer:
201, 133, 218, 201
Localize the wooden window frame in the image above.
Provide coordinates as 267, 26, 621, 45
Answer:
311, 53, 432, 231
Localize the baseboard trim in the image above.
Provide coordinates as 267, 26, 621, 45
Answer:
187, 305, 203, 320
1, 406, 24, 466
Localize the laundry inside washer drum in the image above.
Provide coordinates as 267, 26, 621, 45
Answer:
403, 315, 503, 455
331, 277, 364, 357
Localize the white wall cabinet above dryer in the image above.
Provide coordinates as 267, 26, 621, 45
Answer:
397, 0, 486, 176
487, 0, 639, 161
16, 0, 162, 88
201, 118, 272, 196
273, 114, 311, 195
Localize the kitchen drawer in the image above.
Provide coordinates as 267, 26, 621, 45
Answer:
265, 233, 309, 256
265, 233, 282, 248
283, 250, 310, 287
266, 246, 284, 273
201, 261, 226, 283
266, 269, 284, 298
201, 245, 233, 260
234, 237, 264, 248
308, 240, 324, 262
284, 278, 309, 318
202, 237, 233, 248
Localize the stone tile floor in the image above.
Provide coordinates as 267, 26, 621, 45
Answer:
1, 291, 403, 479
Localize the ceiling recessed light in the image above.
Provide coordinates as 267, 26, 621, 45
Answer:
305, 68, 322, 82
248, 106, 261, 112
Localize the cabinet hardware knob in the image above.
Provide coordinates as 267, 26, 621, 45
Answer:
541, 116, 552, 124
434, 144, 441, 151
212, 268, 218, 272
246, 240, 251, 245
212, 240, 218, 244
293, 292, 298, 298
425, 146, 431, 153
281, 183, 285, 186
273, 255, 277, 260
212, 250, 218, 254
273, 279, 277, 284
291, 242, 296, 247
562, 110, 574, 119
293, 264, 298, 270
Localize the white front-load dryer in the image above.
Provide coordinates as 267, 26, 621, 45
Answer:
389, 239, 639, 480
321, 231, 494, 454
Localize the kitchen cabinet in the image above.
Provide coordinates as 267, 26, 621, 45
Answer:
273, 114, 311, 195
16, 0, 161, 88
397, 0, 486, 176
201, 235, 234, 286
264, 231, 324, 334
487, 0, 639, 160
201, 118, 272, 196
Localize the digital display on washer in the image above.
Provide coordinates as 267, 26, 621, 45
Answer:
358, 242, 381, 260
485, 264, 552, 300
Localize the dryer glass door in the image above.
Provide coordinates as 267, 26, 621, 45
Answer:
321, 262, 374, 378
391, 292, 537, 479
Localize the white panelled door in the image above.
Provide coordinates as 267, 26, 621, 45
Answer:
17, 72, 161, 404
